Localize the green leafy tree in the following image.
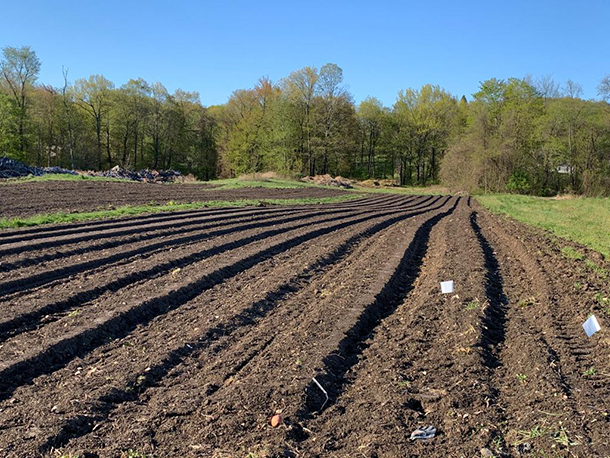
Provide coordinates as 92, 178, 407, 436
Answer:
0, 46, 41, 158
73, 75, 115, 168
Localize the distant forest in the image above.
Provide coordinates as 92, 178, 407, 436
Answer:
2, 45, 610, 195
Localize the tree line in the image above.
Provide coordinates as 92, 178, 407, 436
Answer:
1, 45, 609, 195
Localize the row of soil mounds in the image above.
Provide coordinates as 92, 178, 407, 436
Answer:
0, 180, 350, 218
0, 194, 608, 457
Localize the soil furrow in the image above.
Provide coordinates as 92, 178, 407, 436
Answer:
0, 199, 442, 403
472, 205, 610, 456
0, 197, 434, 305
1, 191, 602, 457
36, 198, 426, 454
0, 198, 437, 337
0, 206, 363, 296
291, 198, 489, 457
0, 193, 396, 249
107, 198, 457, 456
295, 198, 460, 420
0, 207, 305, 268
470, 211, 509, 370
0, 204, 303, 244
0, 181, 350, 219
0, 194, 423, 265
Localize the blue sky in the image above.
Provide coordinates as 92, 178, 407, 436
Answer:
1, 0, 607, 106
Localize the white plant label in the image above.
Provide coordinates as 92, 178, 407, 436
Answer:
440, 281, 454, 294
583, 315, 601, 337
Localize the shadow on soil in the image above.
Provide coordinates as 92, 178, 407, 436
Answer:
37, 198, 443, 452
292, 197, 460, 441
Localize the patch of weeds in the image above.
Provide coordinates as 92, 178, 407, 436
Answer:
574, 282, 582, 291
490, 434, 503, 449
594, 292, 609, 306
582, 366, 596, 377
67, 310, 79, 317
517, 296, 537, 308
465, 299, 480, 310
516, 374, 528, 383
123, 451, 147, 458
136, 375, 146, 386
397, 380, 411, 388
514, 425, 548, 445
585, 259, 609, 279
553, 428, 579, 447
594, 293, 610, 315
561, 246, 583, 260
469, 423, 486, 438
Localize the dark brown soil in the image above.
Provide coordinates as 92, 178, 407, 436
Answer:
0, 195, 608, 458
0, 180, 349, 218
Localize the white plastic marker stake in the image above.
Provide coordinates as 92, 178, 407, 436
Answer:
440, 280, 454, 294
582, 315, 601, 337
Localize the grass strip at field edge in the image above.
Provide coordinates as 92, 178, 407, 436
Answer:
476, 193, 610, 259
0, 194, 365, 230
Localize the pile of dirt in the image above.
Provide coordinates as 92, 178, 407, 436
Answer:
0, 157, 76, 179
89, 165, 182, 183
301, 174, 354, 188
360, 178, 400, 187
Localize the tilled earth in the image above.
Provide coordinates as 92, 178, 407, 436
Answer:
0, 181, 349, 218
0, 195, 608, 457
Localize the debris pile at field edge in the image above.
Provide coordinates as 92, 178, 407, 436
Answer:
0, 157, 77, 179
301, 174, 354, 188
0, 157, 184, 183
88, 165, 182, 183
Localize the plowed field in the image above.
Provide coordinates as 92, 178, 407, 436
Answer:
0, 195, 608, 457
0, 181, 349, 218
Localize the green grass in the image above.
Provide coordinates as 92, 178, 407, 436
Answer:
477, 194, 610, 258
585, 259, 609, 279
0, 194, 363, 230
0, 173, 133, 184
465, 299, 480, 310
208, 177, 328, 189
582, 366, 596, 377
561, 246, 584, 260
517, 296, 537, 308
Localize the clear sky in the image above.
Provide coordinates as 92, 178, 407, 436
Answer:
1, 0, 607, 106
